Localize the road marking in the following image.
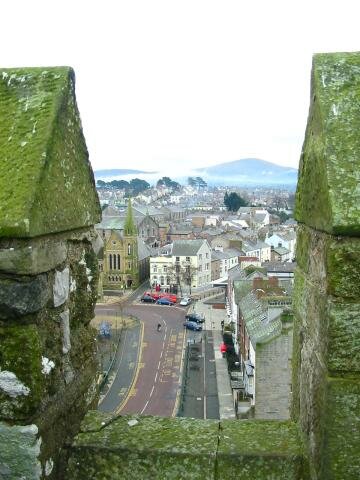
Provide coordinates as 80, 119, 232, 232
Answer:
155, 372, 158, 383
116, 321, 144, 414
150, 386, 155, 397
140, 400, 149, 414
171, 324, 187, 417
157, 361, 161, 370
160, 351, 163, 359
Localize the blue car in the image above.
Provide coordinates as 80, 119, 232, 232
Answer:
156, 297, 174, 306
183, 321, 202, 331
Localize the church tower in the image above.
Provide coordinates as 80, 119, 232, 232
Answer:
123, 199, 139, 288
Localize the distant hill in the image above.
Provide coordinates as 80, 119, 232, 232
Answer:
196, 158, 298, 186
94, 168, 157, 178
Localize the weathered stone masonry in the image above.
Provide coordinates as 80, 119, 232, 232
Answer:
1, 53, 360, 480
0, 67, 101, 479
293, 52, 360, 479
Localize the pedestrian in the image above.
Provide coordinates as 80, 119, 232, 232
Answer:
157, 323, 161, 332
221, 319, 224, 330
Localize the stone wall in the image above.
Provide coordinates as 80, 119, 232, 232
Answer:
293, 52, 360, 479
0, 67, 101, 479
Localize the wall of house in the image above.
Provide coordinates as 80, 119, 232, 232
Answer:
255, 319, 293, 420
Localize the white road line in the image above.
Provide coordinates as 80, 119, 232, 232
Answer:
160, 351, 163, 359
155, 372, 158, 383
150, 386, 155, 397
158, 361, 161, 370
140, 400, 149, 414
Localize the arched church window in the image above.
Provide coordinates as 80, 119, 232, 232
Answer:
128, 243, 131, 255
117, 254, 121, 270
109, 254, 113, 270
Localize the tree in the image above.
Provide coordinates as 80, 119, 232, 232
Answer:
188, 176, 207, 188
224, 191, 248, 212
97, 179, 106, 187
166, 261, 198, 296
129, 178, 150, 196
156, 177, 181, 191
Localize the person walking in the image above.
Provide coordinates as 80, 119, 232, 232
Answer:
157, 323, 161, 332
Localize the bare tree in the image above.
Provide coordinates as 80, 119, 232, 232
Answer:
167, 261, 199, 296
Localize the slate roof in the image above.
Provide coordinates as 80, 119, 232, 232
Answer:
96, 217, 125, 230
272, 246, 290, 255
172, 239, 207, 256
138, 239, 151, 261
262, 261, 297, 274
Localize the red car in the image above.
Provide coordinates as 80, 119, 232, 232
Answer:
144, 291, 178, 303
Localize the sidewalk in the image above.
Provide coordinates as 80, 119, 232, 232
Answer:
193, 297, 236, 420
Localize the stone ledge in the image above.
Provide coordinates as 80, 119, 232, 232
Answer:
66, 413, 307, 479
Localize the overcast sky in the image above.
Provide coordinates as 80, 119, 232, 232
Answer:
2, 1, 360, 173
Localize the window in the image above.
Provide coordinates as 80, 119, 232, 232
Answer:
160, 276, 165, 285
128, 262, 131, 269
153, 265, 157, 273
117, 254, 121, 270
198, 254, 202, 260
128, 243, 131, 255
176, 257, 180, 262
206, 252, 209, 259
199, 265, 202, 272
186, 256, 190, 262
163, 266, 167, 273
109, 254, 113, 270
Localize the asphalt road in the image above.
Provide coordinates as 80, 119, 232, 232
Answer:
119, 303, 186, 417
97, 296, 188, 417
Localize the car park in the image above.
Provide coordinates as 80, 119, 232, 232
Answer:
156, 297, 174, 306
183, 321, 202, 331
179, 297, 191, 306
141, 294, 156, 303
185, 312, 205, 323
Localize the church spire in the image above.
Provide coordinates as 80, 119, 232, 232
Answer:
124, 198, 137, 236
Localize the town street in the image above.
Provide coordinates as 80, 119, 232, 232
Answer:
97, 299, 188, 417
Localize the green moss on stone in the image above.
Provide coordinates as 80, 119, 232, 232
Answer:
218, 420, 308, 479
322, 377, 360, 479
295, 52, 360, 235
0, 325, 44, 419
0, 67, 101, 238
327, 302, 360, 374
68, 414, 219, 479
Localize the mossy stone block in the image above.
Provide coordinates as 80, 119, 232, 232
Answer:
0, 423, 41, 480
326, 236, 360, 300
295, 52, 360, 235
327, 302, 360, 374
68, 413, 219, 479
322, 378, 360, 479
0, 67, 101, 238
296, 225, 360, 300
218, 420, 307, 479
0, 325, 44, 419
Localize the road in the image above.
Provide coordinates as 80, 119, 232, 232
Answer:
97, 299, 187, 417
119, 304, 186, 416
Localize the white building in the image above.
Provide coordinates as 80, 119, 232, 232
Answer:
265, 231, 297, 260
150, 239, 212, 293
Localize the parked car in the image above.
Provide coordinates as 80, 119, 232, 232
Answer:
141, 294, 156, 303
185, 312, 205, 323
144, 291, 161, 300
179, 297, 191, 306
160, 293, 178, 303
156, 297, 174, 306
183, 321, 202, 331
